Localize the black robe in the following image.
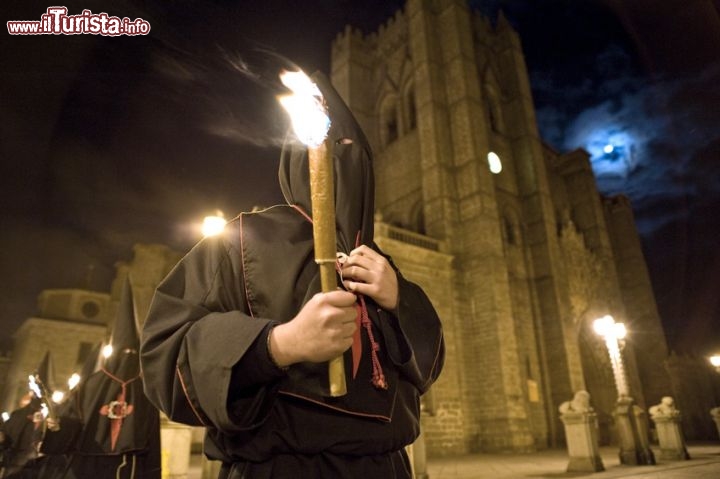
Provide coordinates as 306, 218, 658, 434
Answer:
44, 367, 161, 479
0, 401, 42, 478
36, 344, 101, 478
141, 72, 444, 478
42, 280, 161, 479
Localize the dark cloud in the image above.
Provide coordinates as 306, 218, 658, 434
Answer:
544, 74, 720, 355
543, 64, 720, 238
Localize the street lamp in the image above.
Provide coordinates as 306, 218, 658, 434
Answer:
594, 314, 655, 465
709, 355, 720, 373
202, 211, 227, 237
593, 315, 629, 398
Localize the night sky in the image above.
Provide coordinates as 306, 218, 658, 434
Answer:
2, 1, 719, 358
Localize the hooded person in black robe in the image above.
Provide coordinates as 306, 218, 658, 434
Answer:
0, 351, 56, 479
0, 395, 42, 479
37, 343, 102, 479
140, 72, 444, 479
41, 278, 161, 479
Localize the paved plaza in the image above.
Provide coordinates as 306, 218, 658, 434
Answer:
425, 442, 720, 479
187, 442, 720, 478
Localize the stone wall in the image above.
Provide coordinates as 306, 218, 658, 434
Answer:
375, 224, 463, 455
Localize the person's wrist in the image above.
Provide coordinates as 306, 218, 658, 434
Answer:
268, 323, 295, 368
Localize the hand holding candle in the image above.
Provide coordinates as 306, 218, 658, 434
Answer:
29, 373, 60, 431
278, 70, 347, 397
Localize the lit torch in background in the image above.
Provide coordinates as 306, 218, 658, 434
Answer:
28, 373, 59, 430
279, 70, 346, 397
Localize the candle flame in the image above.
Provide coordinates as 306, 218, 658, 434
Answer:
51, 390, 65, 403
278, 70, 330, 148
68, 373, 81, 390
102, 344, 114, 358
28, 375, 42, 398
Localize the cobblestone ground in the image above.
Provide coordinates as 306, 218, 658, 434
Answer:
188, 443, 720, 478
425, 443, 720, 479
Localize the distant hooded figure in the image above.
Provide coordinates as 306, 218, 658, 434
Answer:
42, 278, 161, 479
0, 350, 58, 479
0, 394, 42, 479
141, 72, 444, 478
37, 343, 101, 478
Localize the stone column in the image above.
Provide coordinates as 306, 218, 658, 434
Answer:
160, 413, 193, 478
649, 397, 690, 461
712, 407, 720, 440
558, 391, 604, 472
612, 396, 655, 465
633, 405, 657, 464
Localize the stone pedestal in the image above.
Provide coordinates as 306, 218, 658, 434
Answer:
649, 397, 689, 461
407, 429, 429, 479
711, 407, 720, 440
201, 456, 222, 479
160, 414, 193, 478
613, 396, 655, 465
559, 391, 604, 472
652, 416, 690, 460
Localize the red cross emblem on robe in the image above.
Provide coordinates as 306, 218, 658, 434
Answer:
99, 395, 134, 451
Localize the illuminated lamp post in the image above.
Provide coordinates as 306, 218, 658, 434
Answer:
710, 355, 720, 374
593, 315, 628, 398
593, 315, 655, 466
202, 211, 227, 237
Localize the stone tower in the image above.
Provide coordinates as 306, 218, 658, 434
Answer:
331, 0, 670, 454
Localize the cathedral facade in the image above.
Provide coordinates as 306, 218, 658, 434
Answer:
331, 0, 671, 455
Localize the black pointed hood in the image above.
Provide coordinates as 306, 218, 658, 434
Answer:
79, 342, 102, 388
104, 277, 140, 379
278, 71, 375, 253
68, 279, 159, 457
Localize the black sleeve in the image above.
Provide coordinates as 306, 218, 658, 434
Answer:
373, 246, 445, 394
377, 272, 445, 393
39, 416, 82, 455
140, 229, 282, 432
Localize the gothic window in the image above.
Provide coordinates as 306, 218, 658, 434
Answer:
410, 200, 426, 235
404, 85, 417, 131
503, 215, 516, 245
380, 97, 399, 146
484, 89, 503, 133
387, 109, 398, 143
